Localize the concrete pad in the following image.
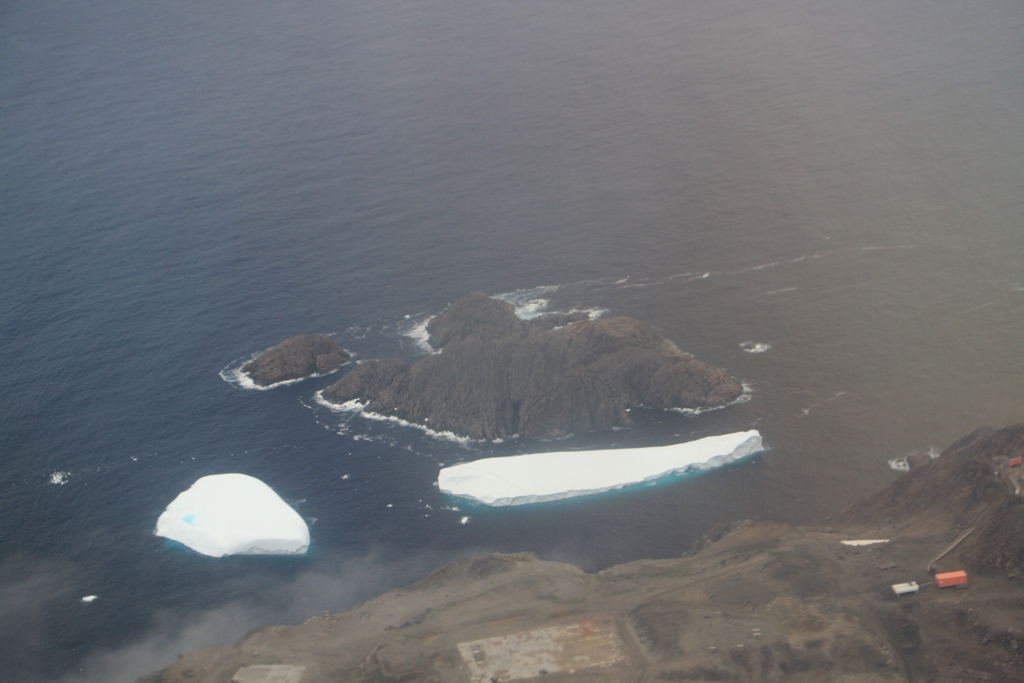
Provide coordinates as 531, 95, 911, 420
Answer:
231, 664, 306, 683
457, 619, 623, 682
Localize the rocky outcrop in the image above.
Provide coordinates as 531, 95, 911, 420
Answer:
837, 423, 1024, 578
243, 334, 349, 387
423, 291, 526, 347
322, 294, 743, 439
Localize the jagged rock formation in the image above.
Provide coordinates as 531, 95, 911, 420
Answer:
143, 423, 1024, 683
322, 293, 743, 439
243, 334, 349, 387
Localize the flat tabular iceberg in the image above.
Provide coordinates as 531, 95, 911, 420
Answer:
438, 430, 763, 506
156, 474, 310, 557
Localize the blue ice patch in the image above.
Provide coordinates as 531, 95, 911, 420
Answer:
181, 514, 196, 526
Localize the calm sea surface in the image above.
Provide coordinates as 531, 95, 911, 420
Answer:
1, 0, 1022, 680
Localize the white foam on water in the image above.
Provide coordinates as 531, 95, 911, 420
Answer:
219, 346, 350, 391
797, 391, 846, 417
860, 245, 916, 251
515, 298, 551, 318
358, 409, 478, 445
313, 391, 365, 413
536, 306, 607, 323
668, 272, 713, 284
49, 471, 70, 485
400, 315, 436, 353
766, 287, 798, 296
438, 430, 764, 507
400, 286, 567, 351
619, 278, 663, 290
494, 285, 560, 319
663, 251, 830, 290
315, 391, 478, 445
739, 341, 772, 354
219, 352, 272, 390
670, 383, 753, 416
744, 261, 781, 272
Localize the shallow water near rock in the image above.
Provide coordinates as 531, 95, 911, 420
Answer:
1, 0, 1022, 680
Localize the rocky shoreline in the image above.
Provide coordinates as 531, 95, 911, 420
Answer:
242, 334, 350, 388
142, 423, 1024, 683
321, 293, 744, 440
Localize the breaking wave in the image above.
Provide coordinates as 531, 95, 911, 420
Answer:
313, 391, 478, 445
219, 344, 349, 390
739, 341, 772, 354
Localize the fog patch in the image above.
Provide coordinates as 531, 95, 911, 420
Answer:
58, 551, 453, 683
0, 557, 76, 682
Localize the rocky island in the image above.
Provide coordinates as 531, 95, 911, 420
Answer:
142, 422, 1024, 683
243, 334, 350, 387
321, 293, 744, 439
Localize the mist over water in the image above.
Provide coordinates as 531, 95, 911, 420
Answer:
2, 0, 1022, 680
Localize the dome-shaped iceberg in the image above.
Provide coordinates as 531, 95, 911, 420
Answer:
156, 474, 310, 557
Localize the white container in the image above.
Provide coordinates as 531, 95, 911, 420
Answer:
892, 581, 919, 596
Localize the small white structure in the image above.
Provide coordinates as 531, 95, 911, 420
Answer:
892, 581, 920, 596
841, 539, 890, 547
156, 474, 309, 557
438, 431, 763, 506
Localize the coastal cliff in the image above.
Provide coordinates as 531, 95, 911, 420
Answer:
142, 423, 1024, 683
321, 293, 743, 439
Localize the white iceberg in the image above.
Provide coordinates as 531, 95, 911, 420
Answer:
438, 430, 763, 506
155, 474, 310, 557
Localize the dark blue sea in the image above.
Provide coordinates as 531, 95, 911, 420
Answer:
2, 0, 1022, 680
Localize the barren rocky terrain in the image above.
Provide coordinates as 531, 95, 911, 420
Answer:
243, 334, 349, 387
322, 293, 743, 439
141, 423, 1024, 683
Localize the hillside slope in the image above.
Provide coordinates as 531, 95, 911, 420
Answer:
142, 424, 1024, 683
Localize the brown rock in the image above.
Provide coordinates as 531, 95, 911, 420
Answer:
322, 294, 742, 439
424, 292, 525, 348
243, 334, 349, 387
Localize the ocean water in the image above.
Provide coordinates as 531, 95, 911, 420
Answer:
2, 0, 1022, 680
